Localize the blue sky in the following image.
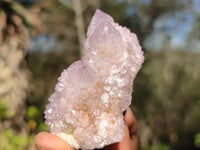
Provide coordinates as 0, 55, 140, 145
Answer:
144, 0, 200, 51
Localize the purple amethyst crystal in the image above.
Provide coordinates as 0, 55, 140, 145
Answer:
45, 9, 144, 150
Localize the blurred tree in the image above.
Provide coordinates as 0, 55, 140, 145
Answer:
57, 0, 86, 56
0, 0, 28, 129
0, 0, 40, 146
134, 50, 200, 150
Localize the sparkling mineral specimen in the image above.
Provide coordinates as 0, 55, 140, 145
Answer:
45, 9, 144, 150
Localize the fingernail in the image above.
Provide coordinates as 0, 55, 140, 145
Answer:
123, 110, 127, 116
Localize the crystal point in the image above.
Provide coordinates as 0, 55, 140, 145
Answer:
45, 9, 144, 150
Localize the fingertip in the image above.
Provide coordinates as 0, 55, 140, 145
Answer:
34, 132, 75, 150
34, 132, 48, 148
124, 108, 138, 133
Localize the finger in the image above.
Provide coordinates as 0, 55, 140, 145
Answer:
103, 124, 131, 150
34, 132, 75, 150
130, 131, 138, 150
124, 107, 138, 150
125, 108, 138, 137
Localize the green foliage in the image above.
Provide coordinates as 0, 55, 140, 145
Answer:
144, 141, 171, 150
26, 105, 39, 119
39, 122, 47, 131
0, 129, 28, 150
0, 99, 14, 119
195, 133, 200, 148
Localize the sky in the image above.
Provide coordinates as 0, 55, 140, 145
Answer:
144, 0, 200, 51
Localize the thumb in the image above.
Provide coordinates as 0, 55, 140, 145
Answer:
35, 132, 76, 150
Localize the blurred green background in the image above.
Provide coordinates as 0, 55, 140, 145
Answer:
0, 0, 200, 149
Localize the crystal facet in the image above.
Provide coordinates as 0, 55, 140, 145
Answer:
44, 9, 144, 150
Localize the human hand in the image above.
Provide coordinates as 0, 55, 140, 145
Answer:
34, 107, 138, 150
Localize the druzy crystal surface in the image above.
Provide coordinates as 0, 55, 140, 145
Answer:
45, 9, 144, 150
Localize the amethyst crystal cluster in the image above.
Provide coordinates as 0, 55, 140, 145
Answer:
45, 10, 144, 150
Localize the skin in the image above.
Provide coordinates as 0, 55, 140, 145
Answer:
35, 107, 138, 150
